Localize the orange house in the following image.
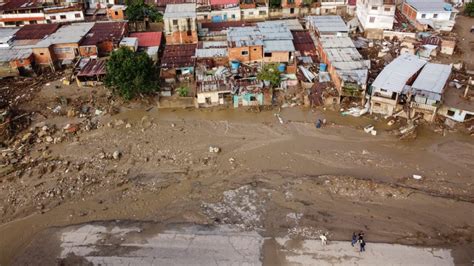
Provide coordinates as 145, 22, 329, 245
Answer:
107, 5, 127, 21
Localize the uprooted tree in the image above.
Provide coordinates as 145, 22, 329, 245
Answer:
106, 47, 158, 100
125, 0, 163, 22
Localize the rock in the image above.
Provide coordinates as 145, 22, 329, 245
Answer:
112, 151, 121, 160
413, 175, 422, 180
209, 146, 221, 153
37, 130, 48, 137
45, 136, 53, 143
229, 157, 235, 164
125, 123, 132, 128
22, 132, 32, 142
41, 125, 49, 132
98, 152, 106, 159
171, 123, 176, 128
67, 109, 76, 118
114, 119, 125, 126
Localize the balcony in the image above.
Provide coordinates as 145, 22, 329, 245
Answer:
410, 101, 437, 112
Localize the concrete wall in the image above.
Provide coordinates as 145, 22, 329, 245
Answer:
356, 0, 395, 30
438, 105, 474, 122
164, 17, 198, 44
165, 31, 198, 44
263, 51, 290, 63
32, 47, 56, 66
45, 10, 84, 23
52, 43, 78, 61
228, 45, 263, 63
241, 6, 268, 20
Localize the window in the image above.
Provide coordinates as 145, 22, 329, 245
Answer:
369, 16, 375, 23
421, 13, 426, 18
231, 14, 235, 19
384, 7, 391, 12
259, 11, 266, 15
290, 7, 295, 14
60, 15, 66, 19
30, 20, 37, 24
204, 15, 208, 20
288, 0, 295, 3
114, 11, 119, 16
39, 53, 44, 56
374, 102, 381, 107
264, 52, 272, 57
433, 13, 438, 18
54, 47, 73, 54
241, 50, 249, 56
371, 5, 378, 10
173, 19, 178, 25
447, 110, 455, 116
75, 13, 81, 18
249, 11, 254, 15
50, 15, 56, 20
253, 48, 257, 51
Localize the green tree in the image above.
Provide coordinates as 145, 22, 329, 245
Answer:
257, 64, 281, 88
466, 2, 474, 17
177, 86, 189, 97
106, 47, 158, 100
269, 0, 281, 8
125, 0, 163, 22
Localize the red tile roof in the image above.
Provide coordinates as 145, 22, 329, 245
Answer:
14, 23, 60, 40
0, 0, 42, 11
210, 0, 239, 5
80, 22, 127, 46
129, 32, 162, 47
161, 44, 196, 68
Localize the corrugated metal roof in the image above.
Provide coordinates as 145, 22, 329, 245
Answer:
0, 28, 19, 44
371, 54, 427, 93
320, 36, 354, 49
161, 44, 196, 68
196, 48, 227, 58
263, 40, 295, 52
14, 24, 60, 40
77, 58, 107, 77
257, 21, 293, 40
34, 23, 95, 48
406, 0, 453, 12
163, 3, 196, 19
307, 15, 348, 33
80, 22, 127, 46
129, 32, 162, 47
0, 47, 32, 62
291, 31, 316, 53
412, 63, 451, 94
227, 26, 263, 47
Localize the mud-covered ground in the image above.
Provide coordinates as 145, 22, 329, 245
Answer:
0, 80, 473, 265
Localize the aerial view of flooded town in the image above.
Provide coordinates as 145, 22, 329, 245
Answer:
0, 0, 473, 264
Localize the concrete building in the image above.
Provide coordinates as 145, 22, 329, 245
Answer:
318, 36, 370, 102
306, 15, 349, 36
438, 85, 474, 123
227, 26, 263, 63
0, 0, 46, 27
107, 5, 127, 20
44, 5, 84, 23
163, 3, 198, 44
409, 63, 451, 122
196, 0, 241, 22
356, 0, 395, 32
401, 0, 457, 32
0, 48, 34, 77
320, 0, 347, 15
370, 54, 427, 116
79, 21, 128, 57
281, 0, 303, 17
240, 0, 268, 20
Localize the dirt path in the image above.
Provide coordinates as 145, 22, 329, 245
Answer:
1, 105, 473, 264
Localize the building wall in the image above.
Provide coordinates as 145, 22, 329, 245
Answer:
79, 45, 98, 57
228, 45, 263, 63
401, 2, 417, 22
164, 17, 198, 44
356, 0, 395, 30
107, 8, 125, 20
240, 6, 268, 20
45, 10, 84, 23
263, 51, 290, 63
370, 97, 398, 115
97, 41, 115, 56
32, 47, 56, 66
52, 43, 78, 60
0, 12, 46, 27
281, 0, 302, 8
438, 106, 474, 122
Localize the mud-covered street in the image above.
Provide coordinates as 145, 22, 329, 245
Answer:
1, 82, 473, 264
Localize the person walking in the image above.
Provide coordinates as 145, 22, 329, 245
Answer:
320, 234, 327, 246
351, 232, 357, 247
360, 239, 366, 252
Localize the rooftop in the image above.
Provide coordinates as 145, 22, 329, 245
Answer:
291, 31, 316, 53
80, 21, 127, 46
129, 32, 162, 47
319, 36, 355, 49
119, 37, 138, 47
155, 0, 207, 7
443, 86, 474, 112
306, 15, 348, 34
77, 58, 107, 77
0, 0, 42, 11
160, 44, 196, 68
371, 54, 427, 93
0, 47, 32, 62
200, 21, 253, 32
406, 0, 454, 12
257, 21, 293, 40
0, 27, 20, 44
43, 5, 82, 13
14, 23, 60, 40
227, 26, 263, 47
163, 3, 196, 19
196, 48, 228, 58
210, 0, 239, 5
412, 63, 451, 94
263, 40, 295, 52
34, 23, 94, 48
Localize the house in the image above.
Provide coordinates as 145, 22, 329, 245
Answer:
129, 31, 163, 61
197, 0, 241, 22
44, 5, 85, 24
240, 0, 268, 20
163, 3, 198, 44
319, 0, 347, 15
257, 21, 295, 67
0, 0, 45, 27
401, 0, 457, 32
0, 48, 34, 77
281, 0, 302, 17
317, 36, 370, 102
107, 5, 126, 20
85, 0, 114, 10
227, 26, 263, 63
75, 58, 107, 87
195, 65, 232, 107
370, 54, 427, 116
306, 15, 349, 37
79, 21, 128, 57
119, 37, 138, 51
409, 63, 451, 122
0, 28, 20, 48
438, 85, 474, 123
160, 43, 196, 84
196, 40, 229, 65
30, 23, 94, 66
356, 0, 395, 34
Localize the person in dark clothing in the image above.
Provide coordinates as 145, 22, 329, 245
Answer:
351, 232, 357, 247
360, 239, 366, 252
358, 231, 364, 241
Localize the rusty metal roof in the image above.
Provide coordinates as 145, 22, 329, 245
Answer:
160, 44, 196, 68
80, 21, 127, 46
291, 31, 316, 53
14, 23, 60, 40
77, 58, 107, 77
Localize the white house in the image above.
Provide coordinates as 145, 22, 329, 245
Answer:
44, 6, 85, 24
401, 0, 458, 32
356, 0, 395, 31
